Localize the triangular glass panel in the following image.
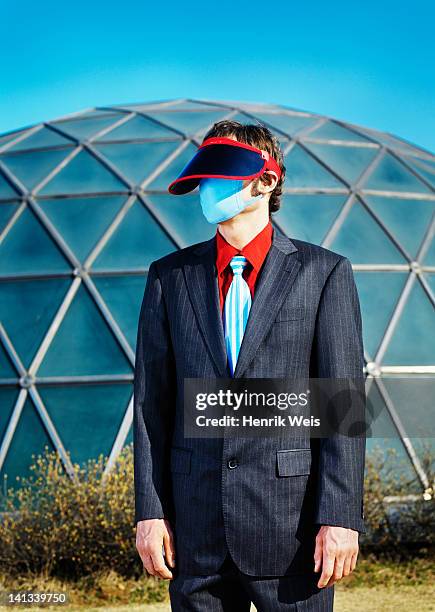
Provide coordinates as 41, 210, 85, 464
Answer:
0, 172, 19, 199
112, 101, 180, 112
273, 194, 346, 244
204, 109, 291, 150
0, 148, 71, 190
38, 195, 127, 262
93, 274, 148, 349
330, 199, 407, 264
144, 111, 231, 136
251, 113, 319, 137
276, 135, 292, 151
0, 207, 71, 274
0, 397, 55, 485
39, 383, 132, 465
146, 142, 198, 191
164, 100, 227, 111
225, 112, 258, 125
92, 199, 176, 270
94, 141, 178, 186
308, 121, 372, 143
422, 237, 435, 265
38, 284, 132, 376
0, 343, 16, 378
8, 127, 74, 151
365, 196, 434, 259
364, 153, 432, 194
0, 129, 29, 148
366, 381, 397, 438
412, 156, 435, 171
51, 115, 120, 141
382, 376, 435, 439
145, 193, 215, 248
365, 383, 419, 485
0, 389, 19, 440
39, 149, 126, 195
95, 115, 179, 141
304, 143, 378, 184
353, 271, 408, 359
0, 278, 71, 369
401, 156, 435, 189
284, 144, 345, 188
238, 102, 283, 112
409, 437, 435, 467
382, 280, 435, 366
0, 201, 20, 231
424, 273, 435, 295
68, 110, 119, 119
353, 128, 420, 155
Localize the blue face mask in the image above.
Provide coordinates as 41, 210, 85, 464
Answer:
199, 178, 263, 224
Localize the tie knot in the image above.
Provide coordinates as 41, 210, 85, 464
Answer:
230, 255, 248, 276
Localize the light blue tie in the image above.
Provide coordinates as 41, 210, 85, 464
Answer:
224, 256, 252, 376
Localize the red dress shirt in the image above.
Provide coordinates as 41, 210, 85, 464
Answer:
216, 221, 273, 311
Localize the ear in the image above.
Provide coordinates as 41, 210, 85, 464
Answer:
259, 170, 279, 192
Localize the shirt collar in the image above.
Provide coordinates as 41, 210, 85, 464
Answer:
216, 221, 273, 276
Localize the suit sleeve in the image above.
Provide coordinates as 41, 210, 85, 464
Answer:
133, 261, 176, 525
312, 256, 366, 533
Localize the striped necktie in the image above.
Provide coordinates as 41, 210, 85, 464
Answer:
224, 255, 252, 376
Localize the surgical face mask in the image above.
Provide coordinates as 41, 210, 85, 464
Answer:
199, 178, 263, 224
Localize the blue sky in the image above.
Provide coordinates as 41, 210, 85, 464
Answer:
2, 0, 434, 153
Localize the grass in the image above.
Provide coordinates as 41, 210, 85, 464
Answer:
0, 555, 433, 611
0, 587, 434, 612
335, 585, 435, 612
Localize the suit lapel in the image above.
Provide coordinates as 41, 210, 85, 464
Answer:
233, 231, 301, 378
182, 231, 301, 379
183, 237, 228, 377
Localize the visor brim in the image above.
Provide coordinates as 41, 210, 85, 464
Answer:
168, 143, 267, 194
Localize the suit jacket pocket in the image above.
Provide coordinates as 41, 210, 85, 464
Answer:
276, 449, 311, 476
170, 447, 192, 474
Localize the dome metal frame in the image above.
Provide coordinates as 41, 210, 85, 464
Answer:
0, 98, 433, 495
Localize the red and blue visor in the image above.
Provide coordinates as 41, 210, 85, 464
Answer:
167, 136, 282, 195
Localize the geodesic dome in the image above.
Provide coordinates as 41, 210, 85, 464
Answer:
0, 98, 434, 495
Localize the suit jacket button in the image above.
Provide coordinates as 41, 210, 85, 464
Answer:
228, 458, 238, 469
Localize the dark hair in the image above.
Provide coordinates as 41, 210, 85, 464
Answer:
202, 120, 286, 214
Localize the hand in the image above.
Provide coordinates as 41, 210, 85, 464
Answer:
136, 518, 176, 580
314, 525, 359, 588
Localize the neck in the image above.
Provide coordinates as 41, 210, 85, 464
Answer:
217, 209, 270, 250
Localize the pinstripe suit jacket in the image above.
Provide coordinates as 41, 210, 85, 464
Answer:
133, 229, 366, 577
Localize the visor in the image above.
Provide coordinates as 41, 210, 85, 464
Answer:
168, 136, 282, 195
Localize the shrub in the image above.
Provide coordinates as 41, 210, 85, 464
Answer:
0, 443, 433, 579
361, 443, 434, 555
0, 445, 138, 579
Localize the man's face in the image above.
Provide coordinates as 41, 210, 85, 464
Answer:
197, 133, 280, 224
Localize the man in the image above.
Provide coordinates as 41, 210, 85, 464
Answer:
133, 120, 366, 611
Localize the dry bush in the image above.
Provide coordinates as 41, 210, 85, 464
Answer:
0, 442, 433, 579
0, 445, 138, 579
362, 443, 434, 554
